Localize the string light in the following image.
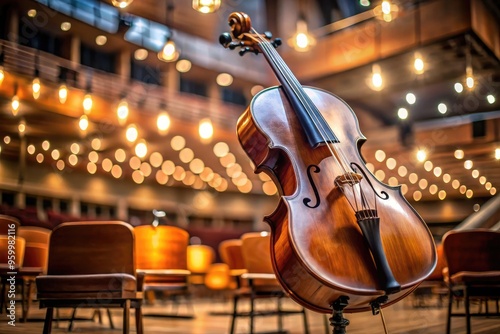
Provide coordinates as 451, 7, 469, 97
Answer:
289, 19, 316, 52
370, 64, 383, 91
58, 84, 68, 103
11, 95, 20, 116
79, 115, 89, 131
83, 93, 93, 114
157, 104, 171, 134
111, 0, 133, 8
116, 99, 129, 124
126, 124, 138, 142
158, 40, 179, 62
413, 52, 424, 74
32, 77, 41, 99
199, 118, 214, 140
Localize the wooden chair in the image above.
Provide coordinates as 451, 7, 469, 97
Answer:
219, 239, 248, 289
36, 221, 143, 334
16, 226, 51, 322
229, 232, 309, 334
442, 229, 500, 334
134, 225, 193, 317
0, 214, 20, 235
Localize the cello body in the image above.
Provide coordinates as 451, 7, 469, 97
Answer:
237, 86, 437, 313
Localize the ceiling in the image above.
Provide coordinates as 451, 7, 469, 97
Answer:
0, 0, 499, 211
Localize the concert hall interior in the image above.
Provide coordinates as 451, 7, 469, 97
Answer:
0, 0, 499, 333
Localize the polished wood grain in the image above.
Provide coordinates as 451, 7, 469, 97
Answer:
3, 294, 500, 333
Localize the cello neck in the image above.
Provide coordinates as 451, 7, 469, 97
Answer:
257, 39, 338, 147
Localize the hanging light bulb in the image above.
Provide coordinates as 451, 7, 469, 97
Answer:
32, 77, 41, 99
83, 93, 93, 114
126, 124, 138, 142
157, 104, 171, 134
135, 139, 148, 158
466, 66, 474, 89
0, 66, 4, 86
158, 40, 179, 62
289, 19, 316, 52
111, 0, 133, 8
79, 115, 89, 131
11, 92, 20, 116
369, 64, 383, 91
116, 99, 129, 124
199, 118, 214, 140
192, 0, 221, 13
58, 84, 68, 104
413, 52, 424, 74
18, 119, 26, 136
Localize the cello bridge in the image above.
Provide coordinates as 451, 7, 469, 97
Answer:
335, 172, 363, 186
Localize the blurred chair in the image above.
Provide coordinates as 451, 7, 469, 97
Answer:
229, 232, 309, 334
219, 239, 248, 286
16, 226, 51, 322
442, 229, 500, 334
0, 215, 20, 235
187, 244, 215, 286
36, 221, 143, 334
134, 225, 193, 318
204, 263, 232, 291
0, 235, 26, 314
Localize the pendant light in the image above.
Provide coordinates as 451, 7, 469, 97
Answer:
111, 0, 133, 9
192, 0, 221, 14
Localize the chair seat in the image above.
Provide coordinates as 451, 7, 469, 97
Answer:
450, 271, 500, 285
37, 273, 137, 299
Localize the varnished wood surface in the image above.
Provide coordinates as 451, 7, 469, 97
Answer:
3, 294, 499, 333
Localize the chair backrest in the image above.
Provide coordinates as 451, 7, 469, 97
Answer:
187, 244, 215, 274
47, 221, 135, 275
0, 236, 26, 267
442, 229, 500, 276
134, 225, 189, 270
0, 215, 20, 235
219, 239, 245, 270
241, 232, 274, 274
18, 226, 51, 272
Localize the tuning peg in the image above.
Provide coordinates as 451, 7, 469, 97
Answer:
264, 31, 272, 39
219, 32, 233, 48
272, 38, 282, 48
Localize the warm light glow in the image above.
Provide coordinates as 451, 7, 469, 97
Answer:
413, 191, 422, 201
429, 184, 438, 195
132, 170, 145, 184
140, 162, 152, 177
27, 144, 35, 155
87, 162, 97, 174
179, 148, 194, 163
213, 142, 229, 157
479, 176, 487, 185
115, 148, 126, 162
413, 52, 424, 74
68, 154, 78, 166
466, 189, 473, 198
91, 138, 101, 150
134, 49, 148, 61
51, 149, 60, 160
135, 140, 148, 158
117, 99, 129, 123
424, 161, 433, 172
79, 115, 89, 131
192, 0, 221, 13
56, 160, 65, 171
18, 120, 26, 135
60, 22, 71, 31
369, 64, 383, 91
251, 85, 264, 96
176, 59, 192, 73
158, 40, 179, 62
465, 76, 474, 89
464, 160, 473, 170
157, 112, 171, 132
199, 118, 214, 140
126, 124, 138, 142
111, 165, 122, 178
443, 174, 451, 183
386, 158, 396, 170
398, 108, 408, 120
416, 150, 427, 162
83, 94, 93, 114
129, 156, 141, 170
111, 0, 133, 8
58, 84, 68, 103
190, 158, 205, 174
418, 179, 428, 190
433, 167, 442, 177
454, 149, 464, 159
454, 82, 463, 93
11, 95, 20, 115
398, 166, 407, 177
487, 94, 496, 104
70, 143, 80, 155
95, 35, 107, 46
452, 180, 460, 189
438, 103, 447, 114
381, 1, 391, 14
32, 77, 41, 99
263, 181, 278, 196
88, 151, 99, 163
375, 150, 386, 162
406, 93, 416, 105
438, 190, 446, 200
495, 148, 500, 160
290, 20, 316, 52
161, 160, 175, 175
375, 170, 385, 181
28, 9, 37, 17
171, 136, 186, 151
471, 169, 479, 178
0, 66, 4, 85
156, 170, 169, 185
216, 73, 233, 87
42, 140, 50, 151
36, 153, 44, 163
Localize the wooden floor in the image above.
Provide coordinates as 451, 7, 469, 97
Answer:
2, 293, 500, 334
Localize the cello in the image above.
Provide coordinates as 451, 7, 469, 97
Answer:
220, 12, 436, 331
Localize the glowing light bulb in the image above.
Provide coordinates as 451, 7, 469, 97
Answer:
111, 0, 133, 8
116, 99, 129, 124
157, 112, 171, 132
83, 94, 93, 114
487, 95, 496, 104
158, 40, 179, 62
398, 107, 408, 120
32, 77, 41, 99
414, 53, 424, 74
11, 95, 20, 115
0, 66, 4, 85
438, 103, 447, 114
126, 124, 138, 142
199, 118, 214, 140
406, 93, 416, 105
369, 64, 383, 91
58, 84, 68, 103
466, 76, 474, 89
79, 115, 89, 131
192, 0, 221, 13
454, 83, 463, 93
416, 150, 426, 162
135, 140, 148, 158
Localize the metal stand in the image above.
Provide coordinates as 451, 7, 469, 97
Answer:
329, 296, 350, 334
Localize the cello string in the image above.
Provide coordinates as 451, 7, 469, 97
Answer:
255, 32, 370, 217
253, 31, 372, 217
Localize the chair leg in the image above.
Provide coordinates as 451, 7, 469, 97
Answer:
302, 308, 310, 334
123, 299, 130, 334
230, 295, 238, 334
43, 307, 54, 334
107, 308, 115, 329
135, 306, 143, 334
465, 286, 471, 334
446, 288, 453, 334
250, 291, 255, 334
277, 297, 283, 332
68, 307, 77, 331
22, 279, 34, 323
